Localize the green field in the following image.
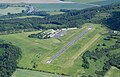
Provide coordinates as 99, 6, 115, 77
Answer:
68, 27, 120, 77
0, 23, 105, 76
104, 67, 120, 77
32, 3, 93, 11
47, 11, 64, 15
16, 15, 44, 18
64, 0, 102, 3
0, 7, 26, 16
11, 69, 68, 77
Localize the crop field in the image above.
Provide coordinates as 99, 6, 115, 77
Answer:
11, 69, 68, 77
31, 0, 120, 11
0, 7, 26, 16
32, 3, 93, 11
0, 0, 61, 3
47, 11, 64, 15
16, 15, 44, 18
0, 23, 105, 76
91, 0, 120, 6
64, 0, 102, 3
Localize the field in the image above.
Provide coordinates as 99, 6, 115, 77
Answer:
11, 69, 68, 77
68, 28, 120, 77
0, 7, 26, 16
0, 0, 61, 3
90, 0, 120, 6
16, 15, 44, 18
47, 11, 64, 15
64, 0, 102, 3
31, 0, 120, 11
0, 23, 105, 76
104, 67, 120, 77
32, 3, 93, 11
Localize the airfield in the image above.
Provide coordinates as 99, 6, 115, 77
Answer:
0, 23, 104, 76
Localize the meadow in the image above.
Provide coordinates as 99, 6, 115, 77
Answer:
31, 0, 120, 11
104, 67, 120, 77
0, 7, 26, 16
32, 3, 93, 11
0, 23, 105, 76
64, 0, 102, 3
68, 27, 120, 77
91, 0, 120, 6
16, 15, 44, 18
11, 69, 68, 77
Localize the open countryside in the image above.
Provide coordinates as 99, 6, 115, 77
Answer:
0, 0, 120, 77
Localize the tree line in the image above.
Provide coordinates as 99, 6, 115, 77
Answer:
0, 2, 120, 34
0, 40, 21, 77
81, 34, 120, 77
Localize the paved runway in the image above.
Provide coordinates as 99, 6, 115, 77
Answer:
46, 26, 94, 64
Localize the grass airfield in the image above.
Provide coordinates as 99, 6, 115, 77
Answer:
0, 23, 105, 76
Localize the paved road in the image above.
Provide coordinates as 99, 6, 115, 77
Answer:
46, 26, 94, 64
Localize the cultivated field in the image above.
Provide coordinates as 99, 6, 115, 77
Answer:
0, 0, 62, 3
0, 7, 26, 16
64, 0, 102, 3
16, 15, 44, 19
11, 69, 68, 77
32, 3, 93, 11
0, 23, 104, 76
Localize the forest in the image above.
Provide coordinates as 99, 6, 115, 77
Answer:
0, 40, 21, 77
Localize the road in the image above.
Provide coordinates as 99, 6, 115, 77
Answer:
46, 26, 94, 64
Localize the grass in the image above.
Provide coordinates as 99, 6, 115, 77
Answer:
0, 7, 26, 16
0, 23, 106, 76
11, 69, 68, 77
16, 15, 44, 18
104, 67, 120, 77
39, 24, 62, 29
47, 11, 64, 15
68, 27, 120, 77
32, 3, 93, 11
64, 0, 102, 3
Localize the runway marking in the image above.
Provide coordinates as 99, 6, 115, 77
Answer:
46, 26, 94, 64
64, 33, 101, 67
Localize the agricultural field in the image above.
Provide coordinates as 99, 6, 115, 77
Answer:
0, 7, 26, 16
32, 3, 93, 11
90, 0, 120, 6
0, 0, 61, 3
11, 69, 68, 77
0, 23, 106, 76
64, 0, 102, 3
47, 11, 64, 15
16, 15, 44, 19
